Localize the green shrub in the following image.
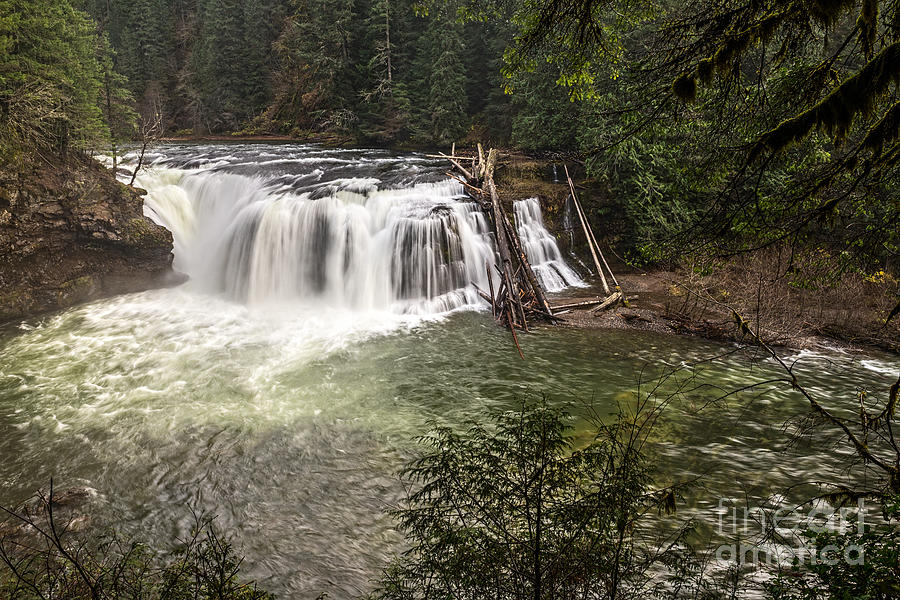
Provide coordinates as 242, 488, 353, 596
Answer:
765, 498, 900, 600
368, 401, 688, 600
0, 485, 273, 600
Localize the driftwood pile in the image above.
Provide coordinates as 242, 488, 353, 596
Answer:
433, 145, 558, 356
433, 144, 623, 356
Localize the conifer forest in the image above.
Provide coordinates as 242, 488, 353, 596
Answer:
1, 0, 899, 599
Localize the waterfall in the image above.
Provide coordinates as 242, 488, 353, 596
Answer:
562, 194, 574, 246
514, 197, 585, 292
136, 168, 496, 314
128, 145, 584, 315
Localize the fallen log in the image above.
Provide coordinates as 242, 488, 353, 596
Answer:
437, 143, 564, 353
433, 152, 476, 181
564, 165, 626, 306
550, 298, 606, 311
497, 197, 554, 317
426, 154, 476, 161
550, 292, 622, 312
445, 172, 484, 195
565, 165, 610, 295
591, 291, 622, 312
485, 262, 496, 317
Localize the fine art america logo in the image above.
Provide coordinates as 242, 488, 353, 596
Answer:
713, 498, 877, 566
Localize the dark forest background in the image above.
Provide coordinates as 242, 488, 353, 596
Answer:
81, 0, 563, 148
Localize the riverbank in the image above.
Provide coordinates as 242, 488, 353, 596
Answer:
483, 151, 899, 355
547, 268, 899, 355
0, 155, 177, 322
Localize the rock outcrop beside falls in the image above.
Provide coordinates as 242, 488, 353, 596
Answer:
0, 157, 175, 322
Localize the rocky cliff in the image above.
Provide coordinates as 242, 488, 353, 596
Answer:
0, 156, 175, 321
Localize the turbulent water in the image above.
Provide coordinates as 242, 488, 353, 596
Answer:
133, 144, 579, 313
1, 143, 898, 599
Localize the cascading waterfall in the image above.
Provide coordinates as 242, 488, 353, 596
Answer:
136, 167, 496, 314
128, 145, 583, 316
514, 197, 585, 292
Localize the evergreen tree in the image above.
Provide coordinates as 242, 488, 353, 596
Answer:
192, 0, 252, 132
99, 46, 138, 171
241, 0, 288, 119
0, 0, 110, 162
359, 0, 412, 143
86, 0, 178, 131
425, 15, 467, 145
462, 20, 512, 145
266, 0, 358, 133
509, 62, 581, 151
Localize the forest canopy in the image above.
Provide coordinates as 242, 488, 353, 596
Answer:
0, 0, 126, 161
1, 0, 897, 289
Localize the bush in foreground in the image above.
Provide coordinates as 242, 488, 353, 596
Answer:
368, 401, 688, 600
0, 484, 272, 600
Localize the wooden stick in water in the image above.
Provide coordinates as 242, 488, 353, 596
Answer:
485, 262, 496, 317
444, 172, 483, 195
497, 198, 554, 317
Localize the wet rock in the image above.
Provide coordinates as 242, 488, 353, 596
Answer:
49, 486, 96, 510
0, 156, 176, 322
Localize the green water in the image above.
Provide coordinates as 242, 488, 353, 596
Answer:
0, 285, 897, 597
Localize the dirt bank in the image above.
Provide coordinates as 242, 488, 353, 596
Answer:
547, 268, 899, 355
485, 152, 898, 355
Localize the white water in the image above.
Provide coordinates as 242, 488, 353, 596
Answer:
130, 146, 582, 317
5, 144, 898, 600
139, 171, 494, 314
514, 197, 585, 292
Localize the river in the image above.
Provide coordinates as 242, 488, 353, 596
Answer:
0, 143, 897, 598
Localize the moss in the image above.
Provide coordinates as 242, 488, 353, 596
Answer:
861, 100, 900, 155
857, 0, 878, 57
0, 289, 33, 319
56, 275, 97, 305
810, 0, 860, 26
501, 161, 543, 180
121, 217, 171, 247
752, 41, 900, 160
697, 58, 714, 84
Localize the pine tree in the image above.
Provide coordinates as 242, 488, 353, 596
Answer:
87, 0, 177, 131
426, 15, 467, 145
99, 46, 138, 171
264, 0, 359, 133
462, 20, 512, 145
0, 0, 110, 162
359, 0, 412, 143
509, 62, 581, 151
241, 0, 288, 120
192, 0, 252, 132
